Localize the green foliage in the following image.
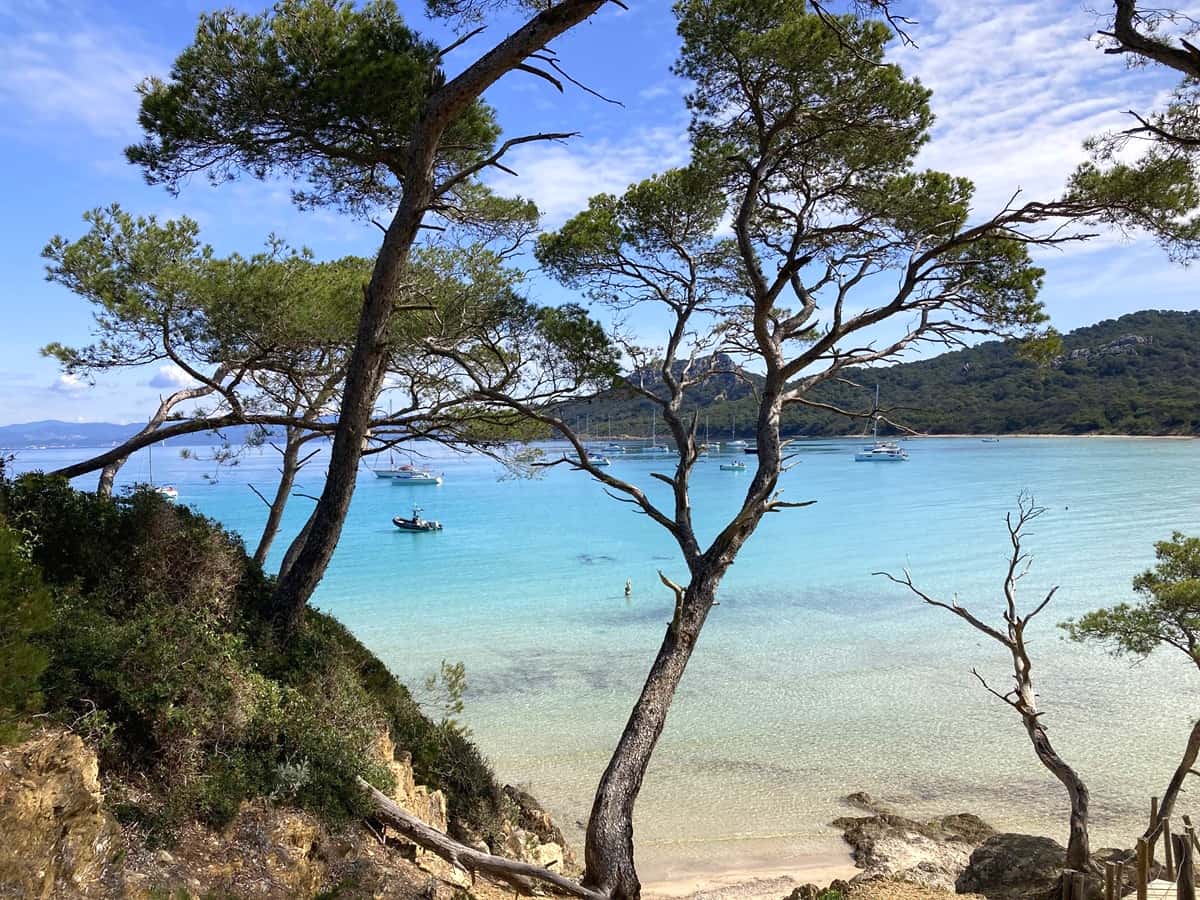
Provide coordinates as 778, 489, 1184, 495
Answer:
42, 206, 367, 381
676, 0, 932, 202
0, 521, 52, 744
1062, 532, 1200, 666
0, 475, 506, 841
1069, 77, 1200, 260
126, 0, 501, 214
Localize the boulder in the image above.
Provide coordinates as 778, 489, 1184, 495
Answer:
0, 729, 124, 898
832, 812, 995, 891
955, 832, 1068, 899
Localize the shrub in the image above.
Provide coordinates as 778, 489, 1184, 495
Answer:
0, 521, 52, 743
0, 474, 504, 839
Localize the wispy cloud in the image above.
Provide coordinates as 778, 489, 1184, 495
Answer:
892, 0, 1170, 214
492, 124, 690, 226
0, 2, 164, 139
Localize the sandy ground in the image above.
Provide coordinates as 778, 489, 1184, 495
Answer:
640, 839, 858, 899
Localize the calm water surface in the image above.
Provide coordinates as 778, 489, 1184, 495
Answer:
12, 437, 1200, 871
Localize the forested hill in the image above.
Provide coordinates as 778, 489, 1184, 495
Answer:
799, 309, 1200, 435
563, 310, 1200, 438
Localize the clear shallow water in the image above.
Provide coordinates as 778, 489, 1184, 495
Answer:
11, 437, 1200, 869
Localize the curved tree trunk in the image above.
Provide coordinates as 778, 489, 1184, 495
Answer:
267, 0, 608, 634
583, 573, 721, 900
1154, 718, 1200, 831
253, 431, 303, 567
94, 381, 218, 497
1026, 719, 1091, 871
278, 507, 317, 584
97, 460, 121, 498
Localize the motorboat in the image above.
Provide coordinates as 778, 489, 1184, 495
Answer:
591, 455, 612, 467
393, 506, 442, 532
719, 460, 747, 471
156, 485, 179, 500
385, 464, 443, 485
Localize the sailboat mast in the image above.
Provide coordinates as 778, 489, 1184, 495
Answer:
873, 384, 880, 442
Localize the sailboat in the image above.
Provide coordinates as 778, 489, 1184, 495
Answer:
854, 386, 908, 462
148, 443, 178, 500
726, 408, 747, 449
699, 415, 719, 454
646, 410, 669, 453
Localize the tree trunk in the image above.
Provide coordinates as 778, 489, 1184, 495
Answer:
253, 431, 302, 568
268, 191, 430, 632
1153, 718, 1200, 830
1026, 718, 1091, 871
583, 573, 721, 900
278, 506, 317, 584
93, 381, 218, 497
266, 0, 608, 634
97, 460, 122, 498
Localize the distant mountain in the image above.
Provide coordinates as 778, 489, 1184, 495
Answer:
7, 311, 1199, 447
0, 420, 283, 450
562, 310, 1200, 438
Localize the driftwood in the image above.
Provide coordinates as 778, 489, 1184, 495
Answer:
357, 777, 608, 900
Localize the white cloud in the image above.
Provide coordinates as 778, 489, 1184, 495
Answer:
51, 373, 89, 393
491, 124, 691, 226
891, 1, 1173, 214
146, 365, 198, 390
0, 3, 163, 139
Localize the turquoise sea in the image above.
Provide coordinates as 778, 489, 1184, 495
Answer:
10, 437, 1200, 878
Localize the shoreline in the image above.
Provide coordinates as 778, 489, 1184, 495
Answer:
640, 837, 858, 899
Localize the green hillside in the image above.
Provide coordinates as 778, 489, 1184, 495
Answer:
565, 310, 1200, 439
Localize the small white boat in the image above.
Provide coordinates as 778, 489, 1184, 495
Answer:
591, 455, 612, 467
719, 460, 747, 471
854, 386, 908, 462
380, 463, 443, 485
726, 439, 748, 449
156, 485, 179, 500
854, 443, 908, 462
393, 505, 442, 532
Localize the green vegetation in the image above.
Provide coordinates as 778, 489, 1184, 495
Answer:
0, 519, 52, 744
1063, 531, 1200, 664
0, 474, 505, 844
560, 310, 1200, 438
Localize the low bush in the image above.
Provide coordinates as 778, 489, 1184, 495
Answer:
0, 474, 505, 841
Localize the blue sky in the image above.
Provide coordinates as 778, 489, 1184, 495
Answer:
0, 0, 1194, 424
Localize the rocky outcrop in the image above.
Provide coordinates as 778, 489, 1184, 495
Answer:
1053, 333, 1152, 367
832, 798, 995, 892
499, 784, 576, 873
0, 730, 124, 898
2, 729, 576, 900
955, 833, 1072, 899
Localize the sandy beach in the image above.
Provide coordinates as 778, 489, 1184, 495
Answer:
641, 836, 858, 899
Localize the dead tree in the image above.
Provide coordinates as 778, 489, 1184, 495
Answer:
879, 495, 1092, 872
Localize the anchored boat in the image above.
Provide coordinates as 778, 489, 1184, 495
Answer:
854, 386, 908, 462
393, 506, 442, 532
